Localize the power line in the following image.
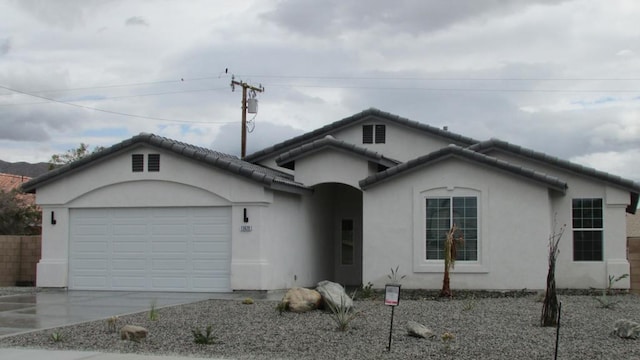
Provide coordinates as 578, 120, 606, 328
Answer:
2, 73, 639, 98
0, 84, 235, 125
264, 83, 640, 93
0, 87, 229, 107
0, 75, 231, 97
236, 74, 640, 81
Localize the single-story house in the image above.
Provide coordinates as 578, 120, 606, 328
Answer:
23, 108, 640, 292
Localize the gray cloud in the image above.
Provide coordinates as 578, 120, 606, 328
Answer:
0, 38, 10, 56
13, 0, 113, 30
125, 16, 148, 27
211, 121, 304, 157
261, 0, 570, 36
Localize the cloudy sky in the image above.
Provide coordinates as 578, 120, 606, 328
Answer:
1, 0, 639, 181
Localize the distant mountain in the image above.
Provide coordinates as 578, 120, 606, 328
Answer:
0, 160, 50, 178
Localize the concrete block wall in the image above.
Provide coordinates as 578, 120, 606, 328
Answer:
0, 236, 41, 286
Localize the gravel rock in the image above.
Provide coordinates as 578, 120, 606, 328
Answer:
1, 294, 640, 359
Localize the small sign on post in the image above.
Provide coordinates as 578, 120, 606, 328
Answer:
385, 284, 401, 351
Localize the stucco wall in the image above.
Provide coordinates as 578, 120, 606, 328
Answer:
34, 146, 277, 289
331, 118, 454, 162
294, 148, 371, 188
488, 150, 631, 289
362, 158, 553, 290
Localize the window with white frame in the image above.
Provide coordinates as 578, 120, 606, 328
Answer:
425, 196, 478, 261
572, 198, 603, 261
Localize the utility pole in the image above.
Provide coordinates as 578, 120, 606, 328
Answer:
230, 76, 264, 159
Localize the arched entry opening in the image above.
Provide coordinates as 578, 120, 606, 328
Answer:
312, 182, 363, 286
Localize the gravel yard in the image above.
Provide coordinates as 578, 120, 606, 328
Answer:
1, 291, 639, 359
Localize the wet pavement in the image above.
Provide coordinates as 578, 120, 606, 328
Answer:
0, 290, 271, 338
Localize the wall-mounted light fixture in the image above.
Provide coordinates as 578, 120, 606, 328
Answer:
243, 208, 249, 223
51, 211, 57, 225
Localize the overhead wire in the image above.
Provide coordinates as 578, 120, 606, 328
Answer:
1, 73, 638, 123
0, 84, 235, 124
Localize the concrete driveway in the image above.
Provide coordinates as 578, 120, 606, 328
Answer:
0, 290, 223, 338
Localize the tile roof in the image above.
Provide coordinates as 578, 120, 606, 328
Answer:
0, 173, 32, 192
0, 173, 36, 205
469, 138, 640, 212
359, 144, 568, 193
275, 135, 401, 170
22, 133, 310, 194
245, 108, 480, 163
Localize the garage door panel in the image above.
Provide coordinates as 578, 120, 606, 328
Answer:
152, 259, 188, 270
152, 224, 189, 235
113, 241, 146, 253
70, 207, 231, 292
112, 259, 147, 270
113, 224, 148, 235
73, 259, 108, 271
73, 224, 109, 236
193, 259, 229, 271
152, 242, 187, 253
73, 241, 109, 253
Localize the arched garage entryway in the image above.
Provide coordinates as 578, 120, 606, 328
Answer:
312, 183, 363, 286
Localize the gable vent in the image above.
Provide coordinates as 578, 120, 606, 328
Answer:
362, 125, 373, 144
132, 154, 144, 172
148, 154, 160, 172
375, 124, 386, 144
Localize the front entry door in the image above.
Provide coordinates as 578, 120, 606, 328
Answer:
334, 217, 362, 286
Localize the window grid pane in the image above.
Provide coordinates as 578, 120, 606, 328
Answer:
426, 196, 477, 261
572, 198, 603, 261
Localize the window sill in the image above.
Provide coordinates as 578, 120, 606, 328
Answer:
413, 261, 489, 274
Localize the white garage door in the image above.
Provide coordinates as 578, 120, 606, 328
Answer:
69, 207, 231, 292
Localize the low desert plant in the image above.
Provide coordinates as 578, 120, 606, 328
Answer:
50, 331, 64, 343
326, 291, 360, 331
275, 301, 288, 315
387, 266, 406, 284
242, 297, 254, 305
595, 274, 629, 309
461, 295, 477, 312
358, 282, 375, 299
148, 300, 159, 321
441, 331, 455, 352
192, 325, 216, 345
106, 316, 118, 333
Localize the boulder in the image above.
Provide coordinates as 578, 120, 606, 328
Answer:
406, 320, 436, 339
612, 319, 640, 339
316, 280, 353, 310
282, 287, 323, 313
120, 325, 148, 342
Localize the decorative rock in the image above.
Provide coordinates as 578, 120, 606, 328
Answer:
120, 325, 148, 341
406, 320, 436, 339
282, 287, 323, 313
316, 280, 353, 310
612, 319, 640, 339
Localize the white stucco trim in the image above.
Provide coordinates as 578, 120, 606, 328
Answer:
413, 186, 489, 274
